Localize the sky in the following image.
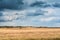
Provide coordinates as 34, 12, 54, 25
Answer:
0, 0, 60, 27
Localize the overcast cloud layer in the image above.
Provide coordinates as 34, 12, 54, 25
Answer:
0, 0, 60, 27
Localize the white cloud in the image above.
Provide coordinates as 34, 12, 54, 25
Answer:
43, 8, 55, 16
40, 17, 56, 22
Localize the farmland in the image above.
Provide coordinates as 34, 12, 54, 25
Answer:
0, 27, 60, 40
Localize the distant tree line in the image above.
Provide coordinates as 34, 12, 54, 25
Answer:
0, 26, 23, 28
0, 26, 60, 28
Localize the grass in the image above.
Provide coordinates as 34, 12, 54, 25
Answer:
24, 38, 60, 40
0, 28, 60, 40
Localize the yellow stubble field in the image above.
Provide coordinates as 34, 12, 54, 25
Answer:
0, 28, 60, 40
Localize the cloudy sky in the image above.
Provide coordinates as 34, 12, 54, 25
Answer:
0, 0, 60, 27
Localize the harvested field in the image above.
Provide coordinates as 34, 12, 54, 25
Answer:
0, 28, 60, 40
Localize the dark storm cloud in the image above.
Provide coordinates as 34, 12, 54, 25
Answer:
30, 1, 60, 8
26, 9, 46, 16
53, 2, 60, 8
0, 0, 60, 10
0, 0, 24, 10
30, 1, 51, 8
27, 13, 43, 16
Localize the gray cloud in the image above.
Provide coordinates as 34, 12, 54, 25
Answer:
0, 0, 24, 10
0, 0, 60, 10
30, 1, 51, 8
0, 12, 3, 16
26, 9, 45, 16
30, 1, 60, 8
53, 2, 60, 8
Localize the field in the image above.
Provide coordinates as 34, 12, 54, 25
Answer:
0, 27, 60, 40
